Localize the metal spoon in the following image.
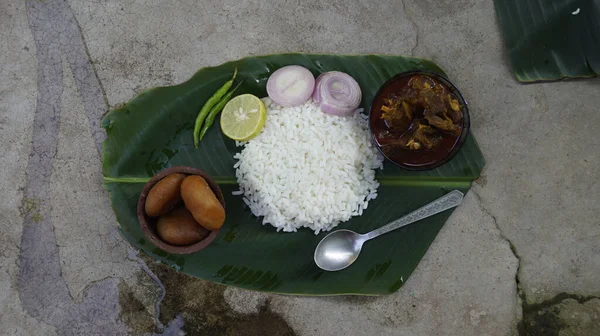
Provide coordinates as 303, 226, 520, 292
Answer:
314, 190, 464, 271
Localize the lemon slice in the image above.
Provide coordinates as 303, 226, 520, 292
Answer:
220, 94, 266, 141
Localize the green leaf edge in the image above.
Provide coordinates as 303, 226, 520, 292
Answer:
100, 53, 484, 295
493, 0, 599, 83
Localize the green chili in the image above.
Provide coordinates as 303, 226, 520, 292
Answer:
198, 81, 243, 141
193, 67, 237, 148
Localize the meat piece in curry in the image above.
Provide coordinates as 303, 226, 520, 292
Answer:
379, 75, 463, 151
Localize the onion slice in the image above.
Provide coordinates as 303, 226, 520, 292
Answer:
266, 65, 315, 107
312, 71, 362, 116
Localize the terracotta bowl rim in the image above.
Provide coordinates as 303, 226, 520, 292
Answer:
136, 166, 225, 254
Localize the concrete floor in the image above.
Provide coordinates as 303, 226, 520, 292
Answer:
1, 0, 599, 335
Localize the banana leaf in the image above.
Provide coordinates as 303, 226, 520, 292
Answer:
102, 54, 485, 295
494, 0, 600, 82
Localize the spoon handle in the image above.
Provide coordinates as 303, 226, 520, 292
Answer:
364, 190, 464, 241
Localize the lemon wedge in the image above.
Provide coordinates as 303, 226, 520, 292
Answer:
220, 94, 266, 141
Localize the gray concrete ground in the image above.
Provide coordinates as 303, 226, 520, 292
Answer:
1, 0, 599, 335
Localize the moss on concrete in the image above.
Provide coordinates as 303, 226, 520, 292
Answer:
117, 281, 156, 334
118, 254, 296, 336
518, 293, 600, 336
150, 260, 296, 336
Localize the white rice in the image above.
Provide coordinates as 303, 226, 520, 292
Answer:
232, 98, 384, 234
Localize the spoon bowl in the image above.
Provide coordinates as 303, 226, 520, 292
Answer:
314, 229, 366, 271
314, 190, 464, 271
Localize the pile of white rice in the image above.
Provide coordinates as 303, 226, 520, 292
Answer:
232, 98, 384, 234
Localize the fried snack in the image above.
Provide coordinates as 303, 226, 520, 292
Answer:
145, 173, 186, 217
156, 206, 210, 245
180, 175, 225, 230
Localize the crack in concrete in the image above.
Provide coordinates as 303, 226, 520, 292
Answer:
471, 189, 522, 281
467, 189, 597, 334
470, 188, 523, 328
127, 249, 168, 332
400, 0, 420, 57
19, 0, 176, 334
69, 6, 110, 126
524, 292, 600, 311
472, 172, 599, 334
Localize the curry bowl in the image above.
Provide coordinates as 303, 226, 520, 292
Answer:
369, 70, 470, 170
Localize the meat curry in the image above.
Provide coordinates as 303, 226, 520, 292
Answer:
370, 74, 466, 168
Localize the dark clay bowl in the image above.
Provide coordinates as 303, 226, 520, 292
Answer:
369, 70, 470, 171
137, 166, 225, 254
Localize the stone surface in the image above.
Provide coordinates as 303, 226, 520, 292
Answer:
0, 0, 598, 335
